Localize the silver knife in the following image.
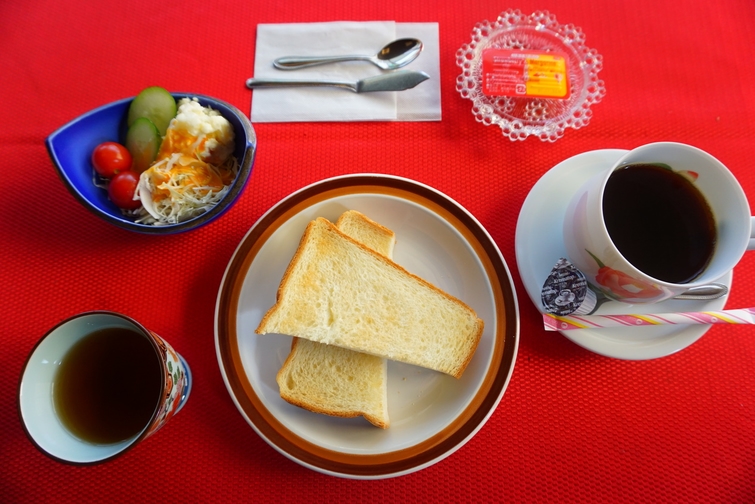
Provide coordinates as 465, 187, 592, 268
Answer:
245, 70, 430, 93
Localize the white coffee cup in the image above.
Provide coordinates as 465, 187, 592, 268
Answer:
563, 142, 755, 304
18, 311, 192, 464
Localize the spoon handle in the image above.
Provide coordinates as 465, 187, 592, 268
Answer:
672, 283, 729, 300
585, 283, 728, 314
544, 308, 755, 331
273, 55, 370, 70
245, 78, 356, 92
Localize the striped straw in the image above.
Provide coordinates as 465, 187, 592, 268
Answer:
543, 308, 755, 331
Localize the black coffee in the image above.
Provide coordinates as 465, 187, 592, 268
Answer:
53, 327, 162, 445
603, 163, 716, 284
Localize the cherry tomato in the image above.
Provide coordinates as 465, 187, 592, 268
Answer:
108, 171, 141, 210
92, 141, 132, 178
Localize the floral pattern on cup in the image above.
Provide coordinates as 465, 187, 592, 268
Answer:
144, 331, 190, 438
587, 250, 665, 302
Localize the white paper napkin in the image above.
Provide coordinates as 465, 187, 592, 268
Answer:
251, 21, 441, 122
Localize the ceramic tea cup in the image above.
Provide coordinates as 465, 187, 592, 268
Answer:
563, 142, 755, 304
18, 311, 192, 464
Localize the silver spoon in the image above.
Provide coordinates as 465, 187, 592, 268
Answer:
672, 283, 729, 300
272, 38, 423, 71
587, 283, 729, 314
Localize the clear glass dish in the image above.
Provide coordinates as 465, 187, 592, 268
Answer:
456, 9, 606, 142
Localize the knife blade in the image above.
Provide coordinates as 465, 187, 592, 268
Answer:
245, 70, 430, 93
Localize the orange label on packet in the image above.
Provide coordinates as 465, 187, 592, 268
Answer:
482, 49, 570, 99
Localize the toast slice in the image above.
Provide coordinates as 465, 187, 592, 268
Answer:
276, 211, 394, 428
278, 336, 389, 428
257, 216, 484, 378
335, 210, 395, 259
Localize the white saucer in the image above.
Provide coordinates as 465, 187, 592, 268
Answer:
515, 149, 732, 360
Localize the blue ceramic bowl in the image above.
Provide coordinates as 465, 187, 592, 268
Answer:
46, 93, 256, 234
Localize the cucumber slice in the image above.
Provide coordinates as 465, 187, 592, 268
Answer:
126, 117, 161, 173
127, 86, 176, 136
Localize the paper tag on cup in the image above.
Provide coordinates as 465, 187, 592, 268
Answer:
482, 49, 570, 99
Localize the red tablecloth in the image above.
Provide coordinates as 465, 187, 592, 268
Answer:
3, 0, 755, 501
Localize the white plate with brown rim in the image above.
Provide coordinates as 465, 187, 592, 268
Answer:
214, 174, 519, 479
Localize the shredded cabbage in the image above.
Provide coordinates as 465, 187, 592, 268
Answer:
136, 153, 238, 225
